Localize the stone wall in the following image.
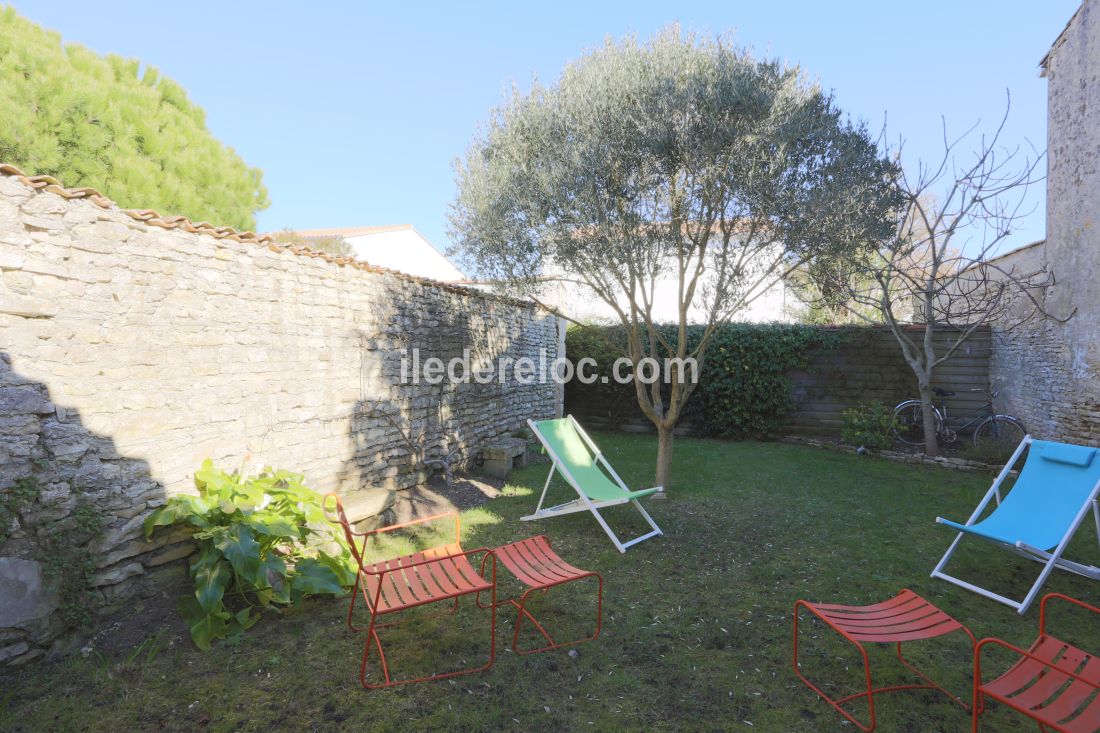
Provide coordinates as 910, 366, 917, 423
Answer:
988, 0, 1100, 445
0, 173, 562, 664
981, 241, 1074, 439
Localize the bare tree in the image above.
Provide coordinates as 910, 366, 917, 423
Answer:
827, 101, 1071, 456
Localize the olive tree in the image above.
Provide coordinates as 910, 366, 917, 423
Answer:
449, 29, 898, 488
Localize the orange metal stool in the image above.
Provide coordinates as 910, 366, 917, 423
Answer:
793, 589, 976, 731
484, 535, 602, 654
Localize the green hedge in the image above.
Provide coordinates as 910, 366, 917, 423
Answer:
565, 323, 852, 438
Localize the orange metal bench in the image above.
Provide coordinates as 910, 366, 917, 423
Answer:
325, 495, 496, 689
794, 589, 975, 731
973, 593, 1100, 732
484, 535, 602, 654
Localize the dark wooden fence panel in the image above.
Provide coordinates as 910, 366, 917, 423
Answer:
563, 325, 992, 438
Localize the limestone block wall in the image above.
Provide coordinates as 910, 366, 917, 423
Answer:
0, 173, 561, 664
979, 241, 1084, 441
988, 0, 1100, 445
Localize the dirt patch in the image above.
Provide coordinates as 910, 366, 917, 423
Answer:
391, 473, 505, 523
76, 577, 191, 661
780, 434, 1005, 473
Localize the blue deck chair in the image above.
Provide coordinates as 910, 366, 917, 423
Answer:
523, 416, 663, 553
932, 436, 1100, 614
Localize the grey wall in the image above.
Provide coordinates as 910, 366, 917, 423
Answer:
0, 171, 561, 664
989, 0, 1100, 445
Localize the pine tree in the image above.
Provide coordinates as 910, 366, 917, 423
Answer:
0, 7, 268, 230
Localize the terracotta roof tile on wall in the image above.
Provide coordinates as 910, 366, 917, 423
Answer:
1040, 0, 1088, 72
0, 164, 535, 309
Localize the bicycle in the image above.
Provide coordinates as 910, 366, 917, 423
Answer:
892, 387, 1026, 450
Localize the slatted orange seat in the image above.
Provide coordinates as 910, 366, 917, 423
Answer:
794, 589, 975, 731
484, 535, 602, 654
325, 496, 497, 689
974, 593, 1100, 732
360, 542, 492, 614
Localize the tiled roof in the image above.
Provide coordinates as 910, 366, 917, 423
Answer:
0, 164, 535, 308
1040, 0, 1088, 73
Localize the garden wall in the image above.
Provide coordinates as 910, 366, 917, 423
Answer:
784, 326, 991, 435
564, 325, 991, 437
0, 170, 561, 665
983, 2, 1100, 447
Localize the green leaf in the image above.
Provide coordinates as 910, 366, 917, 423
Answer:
234, 607, 259, 630
261, 553, 288, 586
245, 512, 300, 540
193, 558, 231, 613
189, 542, 221, 576
194, 459, 232, 496
144, 493, 214, 539
315, 550, 357, 587
177, 495, 212, 529
177, 596, 229, 651
262, 555, 291, 604
213, 524, 261, 581
290, 558, 346, 597
229, 484, 267, 513
143, 504, 179, 540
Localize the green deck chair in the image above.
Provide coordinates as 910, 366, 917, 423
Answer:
932, 435, 1100, 613
524, 415, 663, 553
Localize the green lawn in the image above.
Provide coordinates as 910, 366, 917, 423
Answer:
3, 434, 1099, 732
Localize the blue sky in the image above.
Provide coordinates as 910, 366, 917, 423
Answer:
12, 1, 1080, 256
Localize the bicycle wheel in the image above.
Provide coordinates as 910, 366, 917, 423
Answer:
893, 400, 942, 446
972, 415, 1027, 461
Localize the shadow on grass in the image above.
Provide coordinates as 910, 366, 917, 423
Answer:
3, 432, 1100, 732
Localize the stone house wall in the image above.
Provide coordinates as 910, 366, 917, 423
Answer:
0, 172, 562, 664
989, 0, 1100, 445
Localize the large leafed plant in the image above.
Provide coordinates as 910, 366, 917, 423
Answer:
144, 461, 355, 649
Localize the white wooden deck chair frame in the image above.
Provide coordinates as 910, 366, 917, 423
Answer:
522, 415, 663, 553
931, 435, 1100, 614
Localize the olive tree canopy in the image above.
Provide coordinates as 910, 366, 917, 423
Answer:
449, 29, 898, 487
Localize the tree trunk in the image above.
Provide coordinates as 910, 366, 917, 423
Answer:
655, 425, 674, 490
918, 381, 941, 457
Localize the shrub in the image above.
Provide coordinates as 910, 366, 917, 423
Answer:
144, 461, 355, 650
841, 401, 898, 450
696, 325, 849, 438
564, 325, 637, 429
565, 323, 851, 438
